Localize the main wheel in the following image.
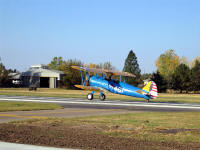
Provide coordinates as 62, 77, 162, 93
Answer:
99, 93, 106, 101
87, 93, 93, 100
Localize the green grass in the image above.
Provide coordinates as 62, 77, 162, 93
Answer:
16, 112, 200, 144
0, 88, 200, 103
2, 88, 200, 144
0, 101, 62, 112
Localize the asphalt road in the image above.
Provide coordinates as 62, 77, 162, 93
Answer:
1, 95, 200, 112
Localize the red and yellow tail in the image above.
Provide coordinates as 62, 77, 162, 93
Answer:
142, 81, 158, 99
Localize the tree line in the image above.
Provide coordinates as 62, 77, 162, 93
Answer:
48, 57, 116, 89
0, 50, 200, 93
152, 50, 200, 93
47, 50, 141, 89
121, 49, 200, 93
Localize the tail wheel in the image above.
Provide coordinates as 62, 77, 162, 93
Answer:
99, 93, 106, 101
87, 93, 93, 100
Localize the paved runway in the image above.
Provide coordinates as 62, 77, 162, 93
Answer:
1, 95, 200, 112
0, 107, 135, 123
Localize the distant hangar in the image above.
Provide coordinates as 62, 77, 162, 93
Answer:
10, 64, 64, 88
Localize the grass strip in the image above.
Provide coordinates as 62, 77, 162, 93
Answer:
13, 111, 200, 144
0, 101, 62, 112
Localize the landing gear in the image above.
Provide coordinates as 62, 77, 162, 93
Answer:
99, 93, 106, 101
87, 91, 95, 100
87, 91, 106, 101
147, 99, 150, 103
87, 93, 93, 100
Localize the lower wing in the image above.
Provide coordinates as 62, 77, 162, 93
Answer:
74, 85, 107, 92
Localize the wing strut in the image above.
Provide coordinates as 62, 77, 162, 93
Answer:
80, 70, 84, 85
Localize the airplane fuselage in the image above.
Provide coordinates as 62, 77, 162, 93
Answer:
89, 75, 150, 100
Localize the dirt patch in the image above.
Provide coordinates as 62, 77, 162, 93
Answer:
0, 123, 200, 150
156, 128, 200, 134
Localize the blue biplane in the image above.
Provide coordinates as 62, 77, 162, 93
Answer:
71, 66, 158, 102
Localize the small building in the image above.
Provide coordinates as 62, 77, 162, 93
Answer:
9, 72, 23, 85
9, 64, 64, 88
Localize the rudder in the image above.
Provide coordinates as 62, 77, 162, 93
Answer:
142, 81, 158, 99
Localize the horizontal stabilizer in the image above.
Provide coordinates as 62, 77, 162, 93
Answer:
136, 90, 146, 95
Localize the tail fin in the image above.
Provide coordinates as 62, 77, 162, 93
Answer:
142, 81, 158, 99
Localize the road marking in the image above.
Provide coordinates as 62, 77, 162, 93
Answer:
20, 109, 116, 115
0, 98, 200, 110
0, 114, 21, 117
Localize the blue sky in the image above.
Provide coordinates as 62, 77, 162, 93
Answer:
0, 0, 200, 73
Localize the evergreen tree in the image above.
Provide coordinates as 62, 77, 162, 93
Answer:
151, 71, 167, 92
191, 60, 200, 93
171, 64, 191, 93
123, 50, 141, 86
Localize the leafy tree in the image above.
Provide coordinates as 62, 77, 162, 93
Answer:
48, 57, 83, 89
8, 69, 18, 73
171, 64, 191, 93
87, 62, 116, 76
48, 56, 67, 71
141, 73, 152, 81
191, 60, 200, 93
191, 56, 200, 68
103, 61, 115, 70
151, 71, 167, 92
0, 61, 9, 87
87, 62, 115, 70
62, 59, 83, 89
123, 50, 141, 86
180, 56, 189, 67
88, 63, 97, 69
155, 50, 180, 88
96, 63, 103, 69
87, 63, 97, 76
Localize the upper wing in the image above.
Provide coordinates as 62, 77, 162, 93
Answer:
71, 66, 135, 77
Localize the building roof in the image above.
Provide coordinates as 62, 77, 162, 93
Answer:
30, 64, 48, 69
22, 64, 64, 80
8, 73, 22, 80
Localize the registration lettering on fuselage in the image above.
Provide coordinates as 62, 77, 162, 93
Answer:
109, 84, 123, 93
